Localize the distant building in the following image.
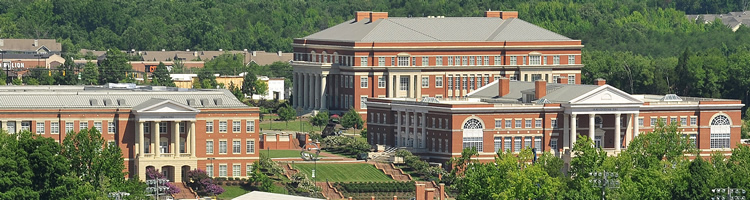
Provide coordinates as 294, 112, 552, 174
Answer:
366, 79, 743, 166
249, 76, 286, 100
292, 11, 583, 119
687, 11, 750, 31
0, 39, 62, 55
0, 84, 260, 182
169, 74, 285, 99
0, 39, 64, 80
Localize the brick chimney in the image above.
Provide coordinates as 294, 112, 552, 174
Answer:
558, 76, 568, 84
416, 184, 425, 200
595, 78, 606, 86
356, 11, 371, 22
485, 11, 501, 18
498, 77, 510, 97
369, 12, 388, 23
500, 11, 519, 19
535, 80, 547, 99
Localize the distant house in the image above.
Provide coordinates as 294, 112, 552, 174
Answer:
687, 11, 750, 31
0, 39, 64, 80
0, 39, 62, 55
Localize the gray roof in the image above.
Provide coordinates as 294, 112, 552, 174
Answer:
469, 80, 599, 103
303, 17, 572, 42
0, 39, 62, 53
0, 85, 249, 109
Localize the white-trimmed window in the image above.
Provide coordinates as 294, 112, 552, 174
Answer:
525, 119, 532, 128
551, 119, 558, 128
422, 56, 429, 66
535, 119, 542, 128
681, 117, 687, 126
529, 55, 541, 65
594, 136, 603, 148
206, 121, 214, 133
246, 164, 253, 176
568, 75, 575, 84
568, 55, 575, 64
462, 137, 483, 152
462, 75, 467, 90
79, 122, 88, 131
232, 141, 241, 154
495, 120, 503, 128
378, 57, 385, 66
510, 56, 517, 65
422, 77, 429, 88
108, 122, 116, 134
65, 122, 73, 133
495, 56, 502, 65
515, 120, 522, 128
710, 115, 731, 149
207, 165, 214, 177
411, 57, 417, 66
435, 77, 443, 87
638, 118, 644, 127
484, 56, 490, 65
360, 77, 368, 88
469, 56, 475, 65
400, 76, 409, 91
159, 122, 167, 134
360, 96, 368, 109
219, 165, 227, 177
391, 57, 396, 66
514, 137, 522, 152
246, 140, 255, 154
524, 136, 532, 149
51, 122, 59, 134
206, 141, 214, 154
219, 121, 227, 132
505, 120, 512, 129
246, 120, 255, 132
689, 134, 697, 148
36, 122, 45, 134
670, 117, 677, 125
436, 56, 443, 66
494, 137, 502, 152
534, 137, 542, 152
233, 164, 241, 177
94, 122, 102, 133
219, 141, 227, 154
232, 121, 241, 133
360, 56, 368, 66
378, 77, 386, 88
550, 139, 558, 151
462, 56, 468, 65
690, 116, 697, 126
447, 56, 453, 66
447, 75, 453, 89
553, 56, 560, 65
484, 75, 489, 85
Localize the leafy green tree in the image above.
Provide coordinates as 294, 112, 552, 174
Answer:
228, 82, 245, 101
254, 80, 269, 99
277, 104, 297, 127
99, 48, 131, 84
61, 128, 127, 192
80, 61, 99, 85
151, 62, 175, 86
341, 108, 363, 130
197, 68, 217, 89
11, 78, 22, 85
310, 110, 329, 131
565, 135, 608, 199
57, 57, 78, 85
242, 72, 258, 98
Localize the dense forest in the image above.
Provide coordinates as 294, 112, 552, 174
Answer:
2, 0, 750, 103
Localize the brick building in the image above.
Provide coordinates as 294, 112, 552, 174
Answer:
366, 79, 744, 166
0, 84, 260, 182
292, 11, 583, 117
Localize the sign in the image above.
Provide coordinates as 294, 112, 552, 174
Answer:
2, 62, 25, 70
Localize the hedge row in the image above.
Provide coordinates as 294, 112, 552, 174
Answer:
334, 181, 415, 193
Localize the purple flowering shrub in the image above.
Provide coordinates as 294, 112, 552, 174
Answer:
145, 168, 181, 194
185, 168, 225, 196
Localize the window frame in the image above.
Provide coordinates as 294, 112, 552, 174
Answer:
206, 121, 214, 133
232, 121, 241, 133
435, 77, 443, 87
219, 121, 228, 133
360, 77, 368, 88
51, 122, 59, 134
36, 122, 45, 134
421, 76, 429, 88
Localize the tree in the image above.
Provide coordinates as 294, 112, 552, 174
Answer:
57, 57, 78, 85
99, 48, 131, 84
341, 108, 363, 130
254, 80, 269, 99
197, 68, 217, 89
242, 72, 258, 98
151, 62, 175, 86
310, 110, 329, 131
80, 61, 99, 85
146, 168, 180, 195
61, 128, 127, 192
185, 168, 224, 196
277, 104, 297, 127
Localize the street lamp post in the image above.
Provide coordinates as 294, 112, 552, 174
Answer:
711, 187, 747, 200
589, 170, 620, 200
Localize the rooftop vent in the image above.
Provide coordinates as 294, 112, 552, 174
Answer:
536, 98, 551, 104
421, 96, 440, 103
89, 99, 99, 106
103, 99, 113, 106
661, 94, 683, 102
117, 99, 127, 106
187, 99, 196, 106
214, 98, 223, 105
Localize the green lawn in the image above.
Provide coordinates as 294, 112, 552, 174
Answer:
260, 149, 327, 158
260, 119, 321, 132
293, 163, 393, 182
217, 185, 250, 199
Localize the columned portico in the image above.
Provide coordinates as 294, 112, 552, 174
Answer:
133, 99, 201, 182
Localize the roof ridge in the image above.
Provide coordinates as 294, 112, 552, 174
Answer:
383, 19, 441, 41
486, 18, 510, 41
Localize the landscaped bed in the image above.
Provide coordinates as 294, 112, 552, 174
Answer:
260, 150, 327, 158
293, 163, 393, 182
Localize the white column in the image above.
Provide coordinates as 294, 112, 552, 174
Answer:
589, 114, 595, 144
315, 74, 321, 109
615, 114, 621, 151
570, 114, 577, 148
396, 111, 402, 147
15, 120, 21, 133
625, 114, 633, 147
303, 74, 309, 109
416, 74, 422, 98
190, 121, 196, 157
153, 121, 160, 158
173, 121, 179, 157
395, 75, 401, 98
634, 113, 640, 138
320, 75, 327, 110
293, 73, 299, 108
1, 120, 6, 132
138, 121, 144, 157
563, 114, 570, 149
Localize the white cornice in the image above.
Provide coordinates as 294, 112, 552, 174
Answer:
293, 43, 583, 51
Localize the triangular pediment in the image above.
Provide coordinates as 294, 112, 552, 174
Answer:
569, 85, 643, 105
133, 99, 200, 113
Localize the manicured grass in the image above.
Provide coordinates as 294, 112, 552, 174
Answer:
216, 185, 250, 199
259, 119, 320, 132
293, 163, 393, 182
260, 149, 326, 158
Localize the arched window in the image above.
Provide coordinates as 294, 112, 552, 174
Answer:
462, 118, 484, 152
595, 116, 603, 128
710, 115, 731, 149
463, 118, 483, 129
310, 51, 316, 62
